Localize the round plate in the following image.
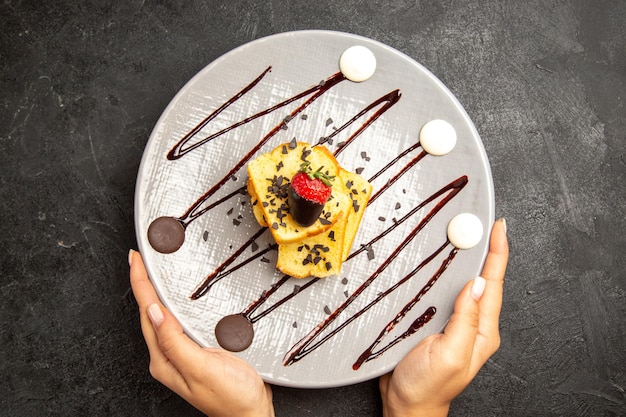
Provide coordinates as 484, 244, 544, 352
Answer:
135, 30, 494, 388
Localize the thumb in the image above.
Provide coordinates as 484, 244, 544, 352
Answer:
146, 303, 208, 382
439, 277, 485, 360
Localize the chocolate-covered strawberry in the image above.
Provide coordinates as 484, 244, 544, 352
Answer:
288, 161, 335, 227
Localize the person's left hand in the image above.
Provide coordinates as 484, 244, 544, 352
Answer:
129, 249, 274, 417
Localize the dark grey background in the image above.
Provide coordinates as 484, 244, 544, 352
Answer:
1, 1, 624, 416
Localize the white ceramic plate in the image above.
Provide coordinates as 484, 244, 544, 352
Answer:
135, 30, 494, 388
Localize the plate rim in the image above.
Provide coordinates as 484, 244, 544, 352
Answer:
134, 29, 495, 388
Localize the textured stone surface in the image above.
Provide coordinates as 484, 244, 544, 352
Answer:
1, 1, 624, 416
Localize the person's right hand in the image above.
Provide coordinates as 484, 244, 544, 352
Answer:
380, 218, 509, 417
129, 249, 274, 417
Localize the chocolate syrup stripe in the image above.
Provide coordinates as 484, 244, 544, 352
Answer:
245, 275, 320, 323
167, 66, 272, 160
319, 90, 401, 157
368, 150, 427, 204
352, 246, 459, 370
167, 67, 357, 161
190, 227, 270, 300
175, 71, 346, 227
283, 176, 466, 366
354, 306, 437, 369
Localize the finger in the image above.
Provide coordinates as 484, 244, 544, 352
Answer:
148, 303, 210, 383
129, 250, 162, 350
477, 219, 509, 337
129, 249, 162, 309
439, 278, 481, 368
471, 219, 509, 368
129, 250, 190, 392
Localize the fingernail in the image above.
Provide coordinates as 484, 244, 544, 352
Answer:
500, 218, 507, 235
471, 276, 486, 301
147, 304, 164, 328
128, 249, 134, 267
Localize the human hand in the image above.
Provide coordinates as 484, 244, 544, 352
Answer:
129, 250, 274, 417
379, 218, 509, 417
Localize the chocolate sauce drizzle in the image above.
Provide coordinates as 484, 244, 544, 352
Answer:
283, 177, 466, 366
176, 71, 347, 227
353, 306, 437, 369
190, 227, 272, 300
352, 245, 459, 370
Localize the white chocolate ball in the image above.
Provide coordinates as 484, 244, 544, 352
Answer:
447, 213, 484, 249
339, 46, 377, 82
420, 119, 457, 156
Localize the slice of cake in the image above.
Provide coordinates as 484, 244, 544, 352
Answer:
247, 142, 347, 244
